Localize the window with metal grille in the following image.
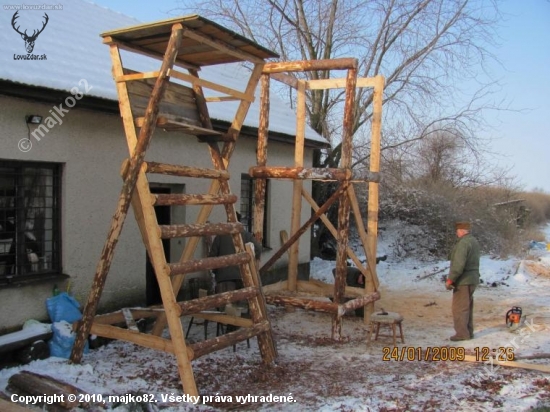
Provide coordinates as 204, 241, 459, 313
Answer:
240, 174, 269, 247
0, 161, 61, 283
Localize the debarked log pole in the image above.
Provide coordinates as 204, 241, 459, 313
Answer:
191, 321, 270, 359
337, 291, 381, 317
177, 287, 258, 315
265, 295, 339, 313
249, 166, 380, 182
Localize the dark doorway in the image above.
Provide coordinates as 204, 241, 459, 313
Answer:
145, 187, 171, 306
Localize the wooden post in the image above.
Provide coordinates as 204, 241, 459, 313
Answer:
288, 80, 306, 292
332, 67, 357, 340
71, 25, 184, 364
365, 75, 385, 323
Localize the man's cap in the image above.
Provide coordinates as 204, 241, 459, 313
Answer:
455, 221, 471, 230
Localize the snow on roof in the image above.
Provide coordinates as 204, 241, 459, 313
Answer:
0, 0, 327, 145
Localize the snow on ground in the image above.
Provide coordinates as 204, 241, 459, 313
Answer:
1, 222, 550, 411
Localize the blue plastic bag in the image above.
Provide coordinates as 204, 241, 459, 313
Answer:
48, 320, 88, 359
46, 292, 82, 323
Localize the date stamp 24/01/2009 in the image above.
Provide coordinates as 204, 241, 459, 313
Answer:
382, 346, 515, 362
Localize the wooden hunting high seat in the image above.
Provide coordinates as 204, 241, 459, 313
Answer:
70, 15, 278, 397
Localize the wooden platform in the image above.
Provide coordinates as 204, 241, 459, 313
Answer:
101, 14, 279, 67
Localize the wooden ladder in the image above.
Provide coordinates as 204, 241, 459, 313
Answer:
71, 22, 276, 397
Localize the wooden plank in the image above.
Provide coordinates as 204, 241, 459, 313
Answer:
288, 80, 306, 291
306, 77, 377, 90
170, 253, 251, 276
269, 72, 299, 89
192, 312, 254, 328
89, 323, 190, 356
169, 68, 253, 102
115, 71, 161, 82
92, 308, 162, 325
365, 75, 385, 323
263, 58, 358, 73
71, 26, 184, 364
462, 355, 550, 373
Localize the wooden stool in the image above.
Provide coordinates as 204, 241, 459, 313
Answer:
367, 311, 405, 347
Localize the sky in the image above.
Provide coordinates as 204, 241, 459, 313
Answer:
88, 0, 550, 193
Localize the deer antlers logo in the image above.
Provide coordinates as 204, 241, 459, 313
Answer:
11, 11, 49, 53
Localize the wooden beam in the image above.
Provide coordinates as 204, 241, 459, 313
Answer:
338, 292, 380, 317
301, 188, 369, 281
366, 75, 385, 323
180, 26, 265, 64
462, 355, 550, 373
177, 287, 258, 315
260, 182, 346, 275
306, 77, 377, 90
263, 58, 358, 73
191, 321, 271, 359
348, 184, 380, 289
145, 161, 229, 180
168, 68, 254, 102
269, 72, 299, 89
288, 80, 306, 291
265, 295, 338, 313
170, 252, 251, 276
115, 71, 161, 82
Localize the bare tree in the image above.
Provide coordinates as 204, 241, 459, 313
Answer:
177, 0, 501, 164
176, 0, 505, 249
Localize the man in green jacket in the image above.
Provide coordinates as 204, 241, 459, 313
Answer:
446, 221, 480, 341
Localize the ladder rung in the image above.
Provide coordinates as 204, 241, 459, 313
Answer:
152, 193, 237, 206
160, 222, 243, 239
169, 252, 250, 276
145, 161, 229, 180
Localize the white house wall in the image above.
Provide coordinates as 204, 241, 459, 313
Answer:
0, 94, 313, 330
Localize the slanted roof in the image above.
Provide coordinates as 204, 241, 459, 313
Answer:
0, 0, 327, 146
101, 15, 279, 67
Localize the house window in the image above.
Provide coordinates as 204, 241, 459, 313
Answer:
0, 161, 61, 282
240, 174, 269, 246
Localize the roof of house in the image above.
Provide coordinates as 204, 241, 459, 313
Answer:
0, 0, 327, 145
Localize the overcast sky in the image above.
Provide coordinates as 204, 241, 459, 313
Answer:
90, 0, 550, 193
